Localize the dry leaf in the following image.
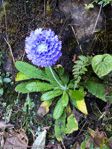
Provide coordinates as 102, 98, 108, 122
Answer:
0, 128, 28, 149
85, 138, 91, 148
32, 130, 47, 149
57, 143, 62, 149
37, 100, 52, 116
41, 126, 51, 131
72, 54, 77, 62
0, 120, 14, 130
70, 141, 80, 149
37, 106, 47, 116
87, 128, 112, 148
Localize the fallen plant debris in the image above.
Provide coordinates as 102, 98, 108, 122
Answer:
81, 128, 112, 148
31, 130, 47, 149
0, 120, 14, 130
0, 121, 28, 149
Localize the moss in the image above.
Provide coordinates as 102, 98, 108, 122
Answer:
3, 2, 11, 9
67, 39, 77, 54
93, 22, 112, 54
0, 2, 11, 18
46, 1, 53, 15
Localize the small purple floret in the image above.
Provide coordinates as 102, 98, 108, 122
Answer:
25, 28, 62, 67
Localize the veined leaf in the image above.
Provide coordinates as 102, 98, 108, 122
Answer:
15, 72, 32, 81
15, 61, 47, 81
53, 103, 64, 120
15, 81, 53, 93
66, 114, 78, 134
55, 111, 66, 141
82, 81, 106, 101
61, 92, 69, 107
69, 90, 88, 114
53, 92, 69, 119
15, 81, 33, 93
37, 100, 52, 116
26, 81, 54, 92
69, 90, 84, 101
92, 54, 112, 78
41, 89, 63, 101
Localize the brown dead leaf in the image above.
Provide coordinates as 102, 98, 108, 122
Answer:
37, 106, 47, 116
87, 128, 112, 148
37, 101, 52, 116
57, 143, 62, 149
85, 138, 91, 148
72, 54, 77, 62
0, 128, 28, 149
89, 128, 106, 148
41, 126, 51, 131
70, 141, 80, 149
0, 120, 14, 130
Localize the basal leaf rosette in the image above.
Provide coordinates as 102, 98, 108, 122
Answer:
25, 28, 62, 67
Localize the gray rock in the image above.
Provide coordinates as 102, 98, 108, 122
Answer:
59, 0, 105, 54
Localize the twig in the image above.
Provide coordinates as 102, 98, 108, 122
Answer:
3, 37, 15, 64
21, 50, 26, 61
61, 140, 66, 149
77, 121, 87, 136
24, 0, 26, 13
2, 0, 8, 40
92, 4, 103, 33
6, 109, 12, 123
44, 0, 46, 17
2, 0, 15, 64
70, 25, 83, 54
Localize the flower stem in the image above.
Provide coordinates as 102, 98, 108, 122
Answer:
49, 66, 66, 90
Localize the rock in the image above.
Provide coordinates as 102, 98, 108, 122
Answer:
59, 0, 105, 54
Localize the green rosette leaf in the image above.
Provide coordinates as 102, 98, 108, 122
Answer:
66, 114, 78, 134
15, 81, 53, 93
41, 90, 63, 101
15, 61, 47, 81
69, 90, 88, 114
53, 92, 69, 119
15, 72, 33, 81
55, 111, 66, 141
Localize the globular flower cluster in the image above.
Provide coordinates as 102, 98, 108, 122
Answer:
25, 28, 62, 67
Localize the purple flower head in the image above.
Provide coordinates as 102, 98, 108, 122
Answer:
25, 28, 62, 67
